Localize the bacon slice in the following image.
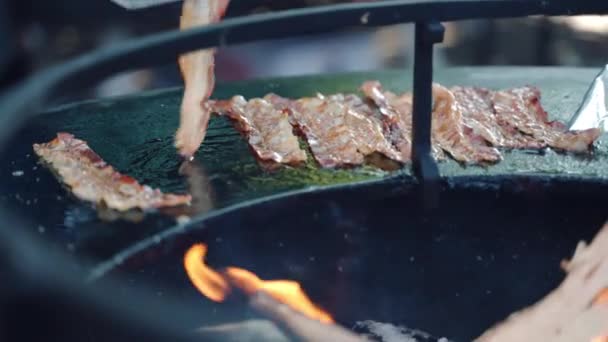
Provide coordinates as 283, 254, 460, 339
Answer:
285, 96, 362, 168
325, 93, 403, 163
175, 0, 229, 158
491, 87, 600, 153
360, 81, 412, 161
274, 93, 400, 168
213, 96, 307, 167
432, 84, 502, 164
451, 86, 543, 149
33, 133, 191, 211
207, 82, 599, 169
360, 81, 445, 161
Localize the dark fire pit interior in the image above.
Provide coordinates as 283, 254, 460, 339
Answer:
93, 177, 608, 341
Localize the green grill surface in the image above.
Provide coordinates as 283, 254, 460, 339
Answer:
1, 67, 605, 265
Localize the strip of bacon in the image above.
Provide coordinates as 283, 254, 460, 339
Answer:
491, 86, 600, 153
360, 81, 412, 161
289, 96, 367, 168
325, 93, 403, 163
432, 84, 503, 164
33, 133, 191, 211
213, 96, 307, 167
360, 81, 445, 161
175, 0, 230, 159
451, 86, 544, 149
271, 92, 400, 168
206, 82, 600, 169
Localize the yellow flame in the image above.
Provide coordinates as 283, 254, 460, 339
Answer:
183, 244, 230, 301
225, 267, 334, 323
183, 244, 334, 323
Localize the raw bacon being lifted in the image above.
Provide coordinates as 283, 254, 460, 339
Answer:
175, 0, 230, 159
33, 133, 191, 211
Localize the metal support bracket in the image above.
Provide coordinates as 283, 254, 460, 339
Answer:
411, 21, 444, 210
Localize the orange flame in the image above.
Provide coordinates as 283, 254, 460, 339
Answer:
224, 267, 334, 323
183, 244, 230, 301
183, 243, 334, 323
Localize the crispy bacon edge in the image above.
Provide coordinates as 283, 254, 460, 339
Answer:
33, 132, 192, 211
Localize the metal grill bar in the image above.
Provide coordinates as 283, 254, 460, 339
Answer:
412, 21, 444, 209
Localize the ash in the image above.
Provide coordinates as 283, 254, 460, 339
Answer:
353, 321, 452, 342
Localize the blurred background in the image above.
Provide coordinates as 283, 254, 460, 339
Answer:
0, 0, 607, 102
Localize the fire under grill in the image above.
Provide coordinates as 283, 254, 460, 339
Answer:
87, 178, 608, 341
2, 1, 608, 342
